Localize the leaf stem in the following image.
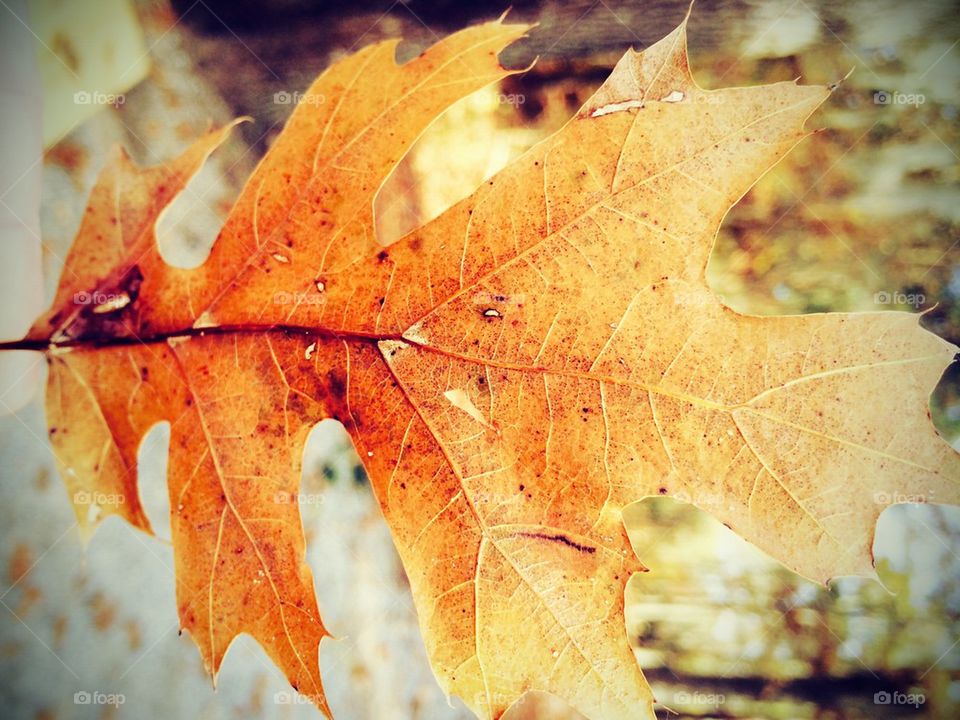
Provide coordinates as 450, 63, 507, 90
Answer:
0, 325, 403, 353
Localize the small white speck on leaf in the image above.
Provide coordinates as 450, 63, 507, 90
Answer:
315, 280, 325, 293
304, 342, 316, 360
193, 310, 216, 329
91, 291, 131, 314
272, 253, 289, 263
661, 90, 685, 103
591, 99, 645, 117
401, 324, 427, 345
444, 388, 499, 434
483, 308, 501, 318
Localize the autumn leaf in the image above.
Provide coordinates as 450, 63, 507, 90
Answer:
8, 9, 959, 720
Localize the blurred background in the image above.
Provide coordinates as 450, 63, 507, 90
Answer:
0, 0, 959, 718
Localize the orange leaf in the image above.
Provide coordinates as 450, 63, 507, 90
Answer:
12, 10, 958, 720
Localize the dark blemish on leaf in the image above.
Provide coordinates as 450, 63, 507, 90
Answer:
377, 250, 389, 262
658, 487, 668, 494
123, 266, 144, 301
140, 367, 149, 381
287, 393, 306, 414
326, 370, 346, 400
514, 531, 596, 554
518, 484, 525, 492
